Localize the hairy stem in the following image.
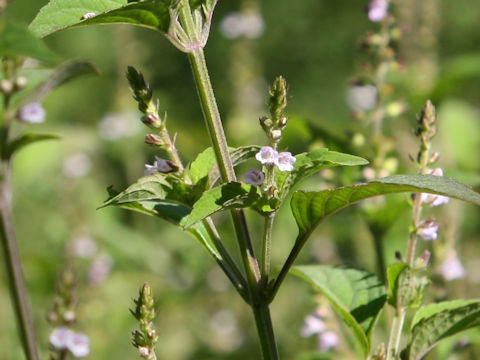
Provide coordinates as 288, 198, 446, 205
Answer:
0, 161, 40, 360
261, 213, 275, 285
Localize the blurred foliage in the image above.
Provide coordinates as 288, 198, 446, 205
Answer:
1, 0, 480, 359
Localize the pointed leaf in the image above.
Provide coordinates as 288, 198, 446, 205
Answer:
276, 148, 368, 200
5, 133, 60, 158
291, 265, 386, 356
291, 174, 480, 238
29, 0, 172, 38
0, 22, 57, 63
23, 60, 100, 104
408, 300, 480, 360
386, 263, 409, 307
181, 182, 260, 228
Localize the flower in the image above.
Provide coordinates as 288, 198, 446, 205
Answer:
421, 168, 450, 207
255, 146, 278, 165
144, 156, 178, 175
275, 151, 296, 172
220, 12, 265, 39
245, 169, 265, 186
67, 332, 90, 358
437, 252, 466, 281
417, 218, 439, 241
50, 327, 73, 350
319, 330, 340, 352
300, 315, 325, 337
17, 102, 46, 123
368, 0, 389, 22
347, 84, 377, 111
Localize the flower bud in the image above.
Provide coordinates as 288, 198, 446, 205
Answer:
245, 169, 265, 186
63, 310, 76, 323
0, 79, 13, 94
429, 151, 440, 164
15, 76, 28, 90
141, 113, 162, 129
145, 134, 163, 146
368, 0, 389, 22
259, 116, 273, 131
269, 129, 282, 141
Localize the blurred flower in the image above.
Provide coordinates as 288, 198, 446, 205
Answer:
318, 330, 340, 352
144, 156, 178, 175
50, 326, 73, 350
347, 84, 377, 111
276, 151, 296, 172
68, 235, 97, 259
421, 168, 450, 206
417, 218, 439, 241
67, 332, 90, 358
245, 169, 265, 185
220, 12, 265, 39
437, 252, 466, 281
255, 146, 278, 165
17, 102, 45, 123
62, 152, 92, 178
300, 313, 339, 353
300, 314, 325, 337
98, 111, 141, 141
368, 0, 389, 22
81, 12, 96, 20
88, 253, 113, 285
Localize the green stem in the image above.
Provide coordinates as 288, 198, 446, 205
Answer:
0, 161, 40, 360
386, 308, 406, 360
261, 213, 274, 284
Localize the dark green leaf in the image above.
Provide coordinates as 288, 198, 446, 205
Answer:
408, 300, 480, 360
181, 182, 260, 228
291, 265, 386, 356
0, 22, 57, 63
5, 133, 60, 158
291, 174, 480, 238
23, 60, 99, 104
29, 0, 172, 38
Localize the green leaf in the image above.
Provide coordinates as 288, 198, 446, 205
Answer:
29, 0, 172, 38
276, 148, 368, 200
407, 300, 480, 360
0, 22, 57, 63
181, 182, 260, 228
291, 265, 386, 356
291, 174, 480, 238
386, 263, 409, 307
22, 60, 99, 104
5, 133, 60, 158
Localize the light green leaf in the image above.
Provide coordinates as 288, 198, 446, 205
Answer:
408, 300, 480, 360
0, 22, 57, 63
291, 174, 480, 238
181, 182, 260, 228
22, 60, 99, 104
5, 133, 60, 158
276, 148, 368, 200
291, 265, 386, 356
386, 263, 409, 307
29, 0, 172, 38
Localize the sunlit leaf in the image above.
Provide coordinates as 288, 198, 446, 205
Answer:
386, 263, 409, 307
291, 265, 386, 356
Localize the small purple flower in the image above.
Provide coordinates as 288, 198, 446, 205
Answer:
368, 0, 389, 22
67, 332, 90, 358
144, 156, 177, 175
437, 252, 466, 281
275, 151, 296, 172
318, 330, 340, 352
417, 218, 439, 241
255, 146, 278, 165
17, 102, 46, 124
245, 169, 265, 186
50, 327, 73, 350
421, 168, 450, 207
300, 315, 325, 337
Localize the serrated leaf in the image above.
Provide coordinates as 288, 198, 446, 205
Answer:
0, 22, 57, 63
291, 265, 386, 356
396, 266, 418, 309
386, 263, 409, 307
181, 182, 260, 228
291, 174, 480, 238
29, 0, 172, 38
5, 133, 60, 158
408, 300, 480, 360
23, 60, 99, 104
276, 148, 368, 200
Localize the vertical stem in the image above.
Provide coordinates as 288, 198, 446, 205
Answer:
386, 308, 406, 360
0, 161, 40, 360
261, 213, 274, 284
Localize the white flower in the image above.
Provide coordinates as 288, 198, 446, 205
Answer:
50, 327, 74, 350
275, 151, 296, 172
421, 168, 450, 207
300, 315, 325, 337
220, 12, 264, 39
437, 252, 466, 281
17, 102, 46, 123
255, 146, 278, 165
417, 218, 439, 241
347, 85, 377, 111
318, 330, 340, 352
67, 332, 90, 358
245, 169, 265, 186
144, 156, 177, 175
63, 152, 92, 178
368, 0, 389, 22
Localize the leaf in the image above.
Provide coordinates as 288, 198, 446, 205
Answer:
23, 60, 100, 104
29, 0, 172, 38
291, 265, 386, 356
180, 182, 260, 228
386, 263, 409, 307
276, 148, 368, 200
0, 22, 57, 63
5, 133, 60, 158
291, 174, 480, 238
407, 300, 480, 360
